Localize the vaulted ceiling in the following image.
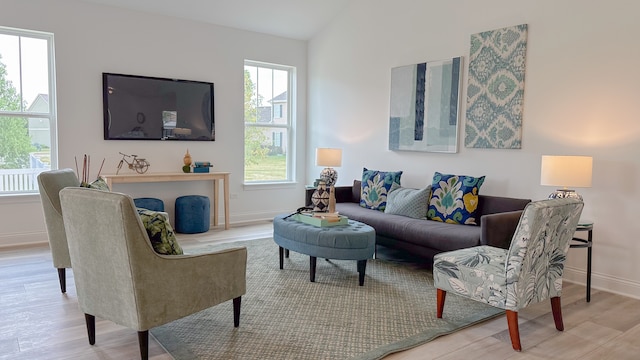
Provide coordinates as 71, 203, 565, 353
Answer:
79, 0, 351, 40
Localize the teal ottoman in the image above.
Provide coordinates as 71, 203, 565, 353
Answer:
273, 214, 376, 286
134, 197, 165, 212
175, 195, 210, 234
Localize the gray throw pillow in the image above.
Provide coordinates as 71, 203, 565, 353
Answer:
384, 186, 431, 219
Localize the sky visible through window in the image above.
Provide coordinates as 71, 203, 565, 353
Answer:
0, 33, 49, 109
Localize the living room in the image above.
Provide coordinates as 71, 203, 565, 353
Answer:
1, 0, 639, 357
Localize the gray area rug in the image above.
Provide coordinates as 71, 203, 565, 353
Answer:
151, 238, 503, 360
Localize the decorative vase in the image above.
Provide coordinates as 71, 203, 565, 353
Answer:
183, 149, 192, 165
311, 181, 330, 212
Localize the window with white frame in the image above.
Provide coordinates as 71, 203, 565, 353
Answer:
244, 60, 295, 183
0, 26, 56, 194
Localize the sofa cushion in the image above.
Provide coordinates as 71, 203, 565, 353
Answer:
337, 203, 482, 252
384, 186, 431, 219
359, 168, 403, 211
427, 172, 485, 225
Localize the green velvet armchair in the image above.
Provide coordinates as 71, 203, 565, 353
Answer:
59, 187, 247, 360
433, 198, 583, 351
37, 168, 80, 293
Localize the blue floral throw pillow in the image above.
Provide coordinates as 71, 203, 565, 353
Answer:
427, 172, 485, 225
360, 168, 403, 211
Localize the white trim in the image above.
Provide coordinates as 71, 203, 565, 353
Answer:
564, 266, 640, 300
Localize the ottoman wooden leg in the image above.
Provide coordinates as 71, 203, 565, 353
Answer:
279, 247, 284, 269
285, 249, 290, 258
310, 256, 317, 282
357, 260, 367, 286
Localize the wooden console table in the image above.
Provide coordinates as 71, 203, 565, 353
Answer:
101, 172, 230, 230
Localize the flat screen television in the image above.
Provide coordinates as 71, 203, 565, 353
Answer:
103, 73, 215, 141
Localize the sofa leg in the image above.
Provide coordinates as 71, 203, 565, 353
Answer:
233, 296, 241, 327
436, 289, 446, 318
506, 310, 522, 351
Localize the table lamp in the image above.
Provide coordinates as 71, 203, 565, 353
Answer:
540, 155, 593, 200
316, 148, 342, 187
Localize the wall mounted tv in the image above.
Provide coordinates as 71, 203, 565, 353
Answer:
103, 73, 215, 141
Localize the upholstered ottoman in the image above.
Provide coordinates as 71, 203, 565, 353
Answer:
133, 197, 165, 212
175, 195, 210, 234
273, 214, 376, 286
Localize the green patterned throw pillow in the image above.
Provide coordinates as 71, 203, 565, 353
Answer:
136, 209, 184, 255
427, 172, 485, 225
360, 168, 403, 211
384, 186, 431, 219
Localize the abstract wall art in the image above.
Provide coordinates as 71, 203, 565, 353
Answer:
465, 24, 528, 149
389, 57, 462, 153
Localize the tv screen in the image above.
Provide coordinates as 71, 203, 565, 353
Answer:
103, 73, 215, 141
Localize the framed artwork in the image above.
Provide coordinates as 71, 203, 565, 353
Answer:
465, 24, 528, 149
389, 57, 462, 153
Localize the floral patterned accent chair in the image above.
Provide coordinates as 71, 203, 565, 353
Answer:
433, 198, 583, 351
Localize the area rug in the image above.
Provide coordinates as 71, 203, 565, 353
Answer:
151, 238, 503, 360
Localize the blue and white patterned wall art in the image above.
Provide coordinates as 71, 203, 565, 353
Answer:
465, 24, 528, 149
389, 57, 462, 153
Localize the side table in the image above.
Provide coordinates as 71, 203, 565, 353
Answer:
570, 222, 593, 302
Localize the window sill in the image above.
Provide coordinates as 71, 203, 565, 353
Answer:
242, 181, 298, 191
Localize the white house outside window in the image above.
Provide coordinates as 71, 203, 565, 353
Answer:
0, 26, 57, 194
244, 60, 295, 183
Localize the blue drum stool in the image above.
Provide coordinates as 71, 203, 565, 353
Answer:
133, 197, 165, 212
175, 195, 210, 234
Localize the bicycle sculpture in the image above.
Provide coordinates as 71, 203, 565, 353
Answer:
116, 152, 150, 175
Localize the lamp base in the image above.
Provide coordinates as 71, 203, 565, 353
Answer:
320, 167, 338, 187
548, 189, 583, 201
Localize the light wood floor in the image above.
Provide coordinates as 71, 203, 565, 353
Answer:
1, 221, 639, 360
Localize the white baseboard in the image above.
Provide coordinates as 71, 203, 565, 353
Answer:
564, 266, 640, 300
0, 231, 48, 249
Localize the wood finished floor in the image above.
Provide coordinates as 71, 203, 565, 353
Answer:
1, 221, 639, 360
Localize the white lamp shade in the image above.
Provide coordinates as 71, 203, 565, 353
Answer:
316, 148, 342, 167
540, 155, 593, 188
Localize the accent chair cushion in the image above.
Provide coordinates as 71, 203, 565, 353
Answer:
136, 208, 184, 255
384, 186, 431, 219
359, 168, 403, 211
427, 172, 485, 225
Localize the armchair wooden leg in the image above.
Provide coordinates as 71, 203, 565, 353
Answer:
551, 296, 564, 331
138, 330, 149, 360
57, 268, 66, 293
506, 310, 522, 351
436, 289, 446, 318
84, 314, 95, 345
233, 296, 242, 327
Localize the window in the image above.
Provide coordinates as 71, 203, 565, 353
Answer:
0, 26, 56, 194
244, 60, 295, 183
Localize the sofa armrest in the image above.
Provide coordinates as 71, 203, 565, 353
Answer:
480, 210, 524, 249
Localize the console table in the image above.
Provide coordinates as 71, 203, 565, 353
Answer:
101, 172, 230, 230
570, 222, 593, 302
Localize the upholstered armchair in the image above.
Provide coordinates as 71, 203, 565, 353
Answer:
433, 198, 583, 351
37, 168, 80, 293
59, 187, 247, 360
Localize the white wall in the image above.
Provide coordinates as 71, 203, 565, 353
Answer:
308, 0, 640, 298
0, 0, 307, 246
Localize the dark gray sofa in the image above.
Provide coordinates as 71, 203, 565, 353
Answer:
306, 180, 531, 261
